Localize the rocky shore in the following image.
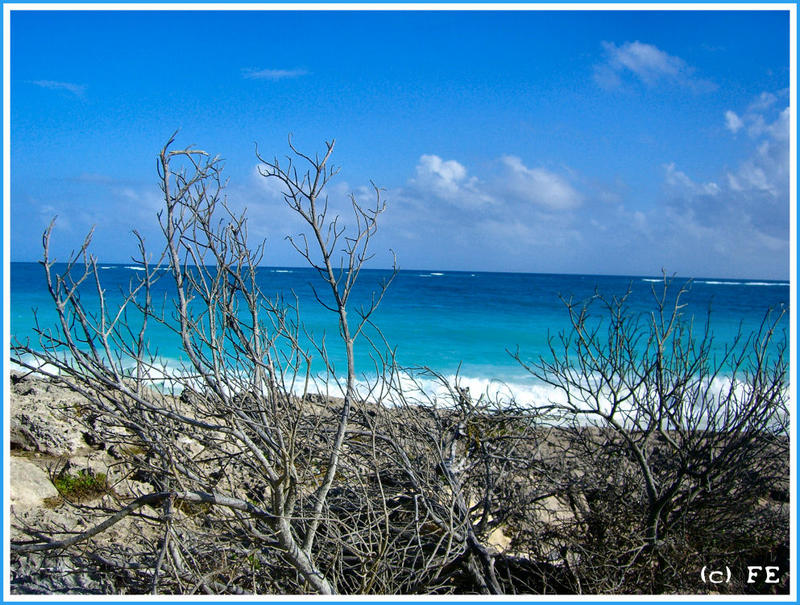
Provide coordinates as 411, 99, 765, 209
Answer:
9, 373, 164, 593
7, 372, 579, 594
8, 371, 790, 595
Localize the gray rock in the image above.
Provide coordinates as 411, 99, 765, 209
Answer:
10, 379, 90, 457
10, 418, 41, 452
10, 457, 58, 510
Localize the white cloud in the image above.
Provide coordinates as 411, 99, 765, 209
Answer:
29, 80, 86, 97
365, 152, 588, 271
727, 139, 785, 198
767, 106, 790, 142
652, 91, 789, 277
498, 156, 582, 210
726, 92, 789, 140
576, 89, 791, 279
242, 68, 308, 80
406, 153, 583, 213
724, 96, 789, 199
414, 155, 469, 197
725, 110, 744, 134
252, 165, 288, 199
409, 154, 494, 208
604, 41, 683, 83
664, 163, 720, 196
226, 115, 786, 278
748, 91, 777, 112
595, 41, 715, 91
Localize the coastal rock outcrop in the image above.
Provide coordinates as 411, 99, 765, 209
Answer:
10, 457, 58, 510
10, 374, 89, 457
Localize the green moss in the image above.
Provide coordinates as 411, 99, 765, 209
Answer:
246, 553, 262, 571
52, 469, 108, 502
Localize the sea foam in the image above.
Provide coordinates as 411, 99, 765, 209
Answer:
11, 352, 784, 430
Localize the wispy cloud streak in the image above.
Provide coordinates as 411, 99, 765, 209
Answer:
595, 41, 715, 92
29, 79, 87, 97
241, 67, 308, 81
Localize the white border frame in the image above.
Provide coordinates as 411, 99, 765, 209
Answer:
3, 3, 796, 602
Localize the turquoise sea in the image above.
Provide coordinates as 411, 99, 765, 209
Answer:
10, 262, 790, 402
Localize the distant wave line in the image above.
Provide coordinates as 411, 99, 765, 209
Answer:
699, 280, 789, 287
642, 278, 788, 287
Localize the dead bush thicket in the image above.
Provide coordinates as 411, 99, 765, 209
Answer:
514, 283, 789, 593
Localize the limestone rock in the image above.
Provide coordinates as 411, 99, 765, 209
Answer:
10, 457, 58, 510
10, 374, 91, 456
487, 525, 513, 553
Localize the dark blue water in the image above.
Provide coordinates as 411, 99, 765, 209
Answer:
10, 262, 789, 399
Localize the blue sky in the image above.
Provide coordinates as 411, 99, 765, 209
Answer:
9, 8, 792, 279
